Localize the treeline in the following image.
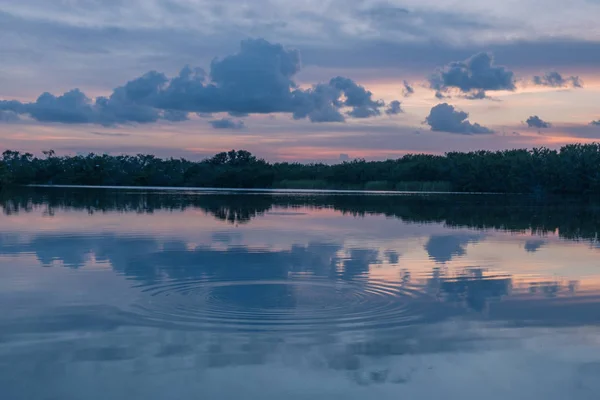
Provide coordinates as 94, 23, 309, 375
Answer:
2, 144, 600, 193
2, 187, 600, 242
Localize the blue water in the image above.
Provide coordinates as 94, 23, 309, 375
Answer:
1, 187, 599, 399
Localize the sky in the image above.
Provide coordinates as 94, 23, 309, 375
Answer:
1, 0, 600, 162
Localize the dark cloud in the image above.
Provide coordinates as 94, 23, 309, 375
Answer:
591, 120, 600, 126
429, 52, 515, 99
402, 80, 414, 97
228, 111, 249, 117
425, 103, 493, 135
209, 118, 245, 130
0, 38, 390, 126
329, 76, 384, 118
290, 83, 345, 122
532, 72, 582, 88
385, 100, 403, 115
206, 39, 301, 114
0, 90, 90, 123
526, 116, 551, 129
162, 109, 190, 122
0, 87, 162, 125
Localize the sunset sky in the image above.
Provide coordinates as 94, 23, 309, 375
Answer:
1, 0, 600, 162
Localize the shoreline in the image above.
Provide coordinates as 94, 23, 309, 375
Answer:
26, 184, 505, 196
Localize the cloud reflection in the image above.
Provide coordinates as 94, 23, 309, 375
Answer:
425, 234, 483, 263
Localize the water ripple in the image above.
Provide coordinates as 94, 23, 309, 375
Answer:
130, 276, 431, 333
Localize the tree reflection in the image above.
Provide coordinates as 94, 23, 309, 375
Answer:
529, 280, 580, 297
1, 187, 599, 242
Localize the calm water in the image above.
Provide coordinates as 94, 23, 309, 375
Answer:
1, 188, 600, 400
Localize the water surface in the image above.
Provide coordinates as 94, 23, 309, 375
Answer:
1, 188, 599, 399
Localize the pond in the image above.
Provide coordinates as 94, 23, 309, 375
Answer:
1, 187, 599, 399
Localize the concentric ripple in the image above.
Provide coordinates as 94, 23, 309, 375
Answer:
130, 276, 432, 333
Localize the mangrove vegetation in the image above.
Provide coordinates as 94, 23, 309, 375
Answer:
1, 144, 600, 194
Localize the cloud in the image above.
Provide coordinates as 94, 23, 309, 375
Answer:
4, 1, 600, 101
228, 111, 249, 117
162, 109, 190, 122
463, 89, 488, 100
540, 123, 600, 139
0, 110, 19, 122
89, 131, 131, 137
385, 100, 403, 115
0, 38, 390, 126
290, 76, 386, 122
206, 39, 301, 114
425, 103, 494, 134
402, 81, 414, 97
526, 116, 551, 129
290, 83, 345, 122
360, 4, 410, 23
591, 120, 600, 126
0, 87, 162, 125
532, 71, 582, 88
292, 38, 600, 73
356, 4, 496, 45
209, 118, 245, 130
429, 52, 515, 99
329, 76, 384, 118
